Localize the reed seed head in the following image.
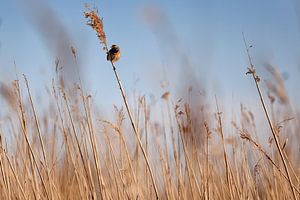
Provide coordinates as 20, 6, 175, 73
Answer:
84, 10, 107, 45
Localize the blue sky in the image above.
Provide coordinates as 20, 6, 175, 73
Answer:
1, 0, 300, 113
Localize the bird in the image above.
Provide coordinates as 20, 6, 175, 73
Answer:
107, 45, 120, 63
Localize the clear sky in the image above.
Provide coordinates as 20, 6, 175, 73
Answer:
1, 0, 300, 113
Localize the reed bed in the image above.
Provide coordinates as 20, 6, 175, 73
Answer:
0, 6, 299, 200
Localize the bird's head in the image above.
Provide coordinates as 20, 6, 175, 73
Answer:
111, 44, 120, 51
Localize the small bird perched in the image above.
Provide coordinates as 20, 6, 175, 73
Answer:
107, 45, 121, 63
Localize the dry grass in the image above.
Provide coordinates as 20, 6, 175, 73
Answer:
0, 6, 299, 200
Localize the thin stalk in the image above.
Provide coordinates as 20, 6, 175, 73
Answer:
204, 122, 210, 200
215, 97, 233, 199
104, 43, 159, 199
84, 94, 107, 200
84, 10, 159, 198
70, 50, 106, 199
103, 129, 131, 199
70, 50, 98, 199
240, 132, 300, 194
5, 153, 28, 200
61, 89, 97, 199
142, 97, 150, 197
52, 83, 90, 199
0, 135, 11, 200
14, 79, 50, 200
243, 33, 297, 200
23, 75, 53, 200
13, 63, 40, 199
175, 116, 196, 200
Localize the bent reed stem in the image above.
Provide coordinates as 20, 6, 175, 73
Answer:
105, 44, 159, 199
242, 33, 297, 200
83, 8, 159, 199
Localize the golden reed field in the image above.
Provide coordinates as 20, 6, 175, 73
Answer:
0, 5, 300, 200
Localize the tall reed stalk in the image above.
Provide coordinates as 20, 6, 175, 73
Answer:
84, 8, 159, 199
242, 33, 297, 200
